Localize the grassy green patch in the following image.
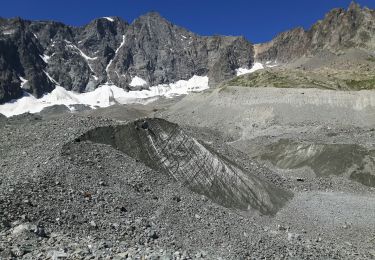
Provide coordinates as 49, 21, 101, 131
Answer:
222, 68, 375, 91
366, 56, 375, 62
223, 69, 336, 90
345, 77, 375, 90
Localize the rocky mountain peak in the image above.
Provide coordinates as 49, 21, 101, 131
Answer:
138, 11, 165, 20
130, 11, 178, 37
0, 12, 253, 103
348, 1, 361, 12
4, 2, 372, 104
256, 2, 375, 63
85, 16, 128, 30
134, 11, 173, 25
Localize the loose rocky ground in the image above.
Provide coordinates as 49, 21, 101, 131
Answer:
1, 85, 375, 259
159, 86, 375, 258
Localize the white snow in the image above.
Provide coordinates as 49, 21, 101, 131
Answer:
40, 54, 51, 63
43, 71, 59, 85
236, 62, 264, 76
265, 60, 278, 68
103, 17, 114, 22
64, 42, 97, 74
0, 75, 209, 117
105, 60, 113, 74
115, 35, 126, 54
106, 35, 126, 81
149, 75, 208, 97
130, 76, 147, 87
77, 49, 97, 61
2, 30, 15, 35
65, 41, 97, 60
87, 63, 96, 74
74, 46, 97, 60
267, 64, 278, 68
19, 77, 28, 89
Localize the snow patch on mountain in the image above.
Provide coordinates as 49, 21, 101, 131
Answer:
236, 61, 280, 76
103, 17, 115, 22
0, 75, 209, 117
65, 40, 98, 61
40, 54, 50, 63
130, 76, 148, 87
116, 35, 126, 54
44, 71, 59, 85
236, 62, 264, 76
19, 77, 28, 89
106, 35, 127, 82
2, 30, 15, 35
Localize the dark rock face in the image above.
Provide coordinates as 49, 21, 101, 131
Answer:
108, 13, 253, 89
206, 36, 254, 86
255, 27, 309, 63
0, 112, 6, 123
25, 17, 129, 93
0, 18, 54, 103
256, 2, 375, 62
0, 39, 24, 102
3, 2, 372, 103
0, 13, 253, 102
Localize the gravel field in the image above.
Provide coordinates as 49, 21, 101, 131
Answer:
1, 86, 375, 259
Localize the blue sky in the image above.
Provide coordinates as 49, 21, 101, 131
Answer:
1, 0, 374, 43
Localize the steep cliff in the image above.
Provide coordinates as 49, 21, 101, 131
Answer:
0, 13, 253, 103
256, 2, 375, 62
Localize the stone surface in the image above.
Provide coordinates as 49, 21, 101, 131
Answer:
0, 13, 253, 102
256, 2, 375, 62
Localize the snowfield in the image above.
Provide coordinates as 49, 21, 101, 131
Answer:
236, 61, 279, 76
236, 62, 264, 76
130, 76, 148, 87
0, 75, 209, 117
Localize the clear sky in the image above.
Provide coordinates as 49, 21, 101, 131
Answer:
1, 0, 375, 43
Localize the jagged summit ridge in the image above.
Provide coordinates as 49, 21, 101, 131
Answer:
256, 1, 375, 62
2, 2, 375, 104
0, 12, 253, 103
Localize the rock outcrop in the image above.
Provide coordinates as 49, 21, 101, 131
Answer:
108, 13, 253, 88
0, 18, 54, 102
0, 13, 253, 103
2, 2, 374, 104
256, 2, 375, 62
